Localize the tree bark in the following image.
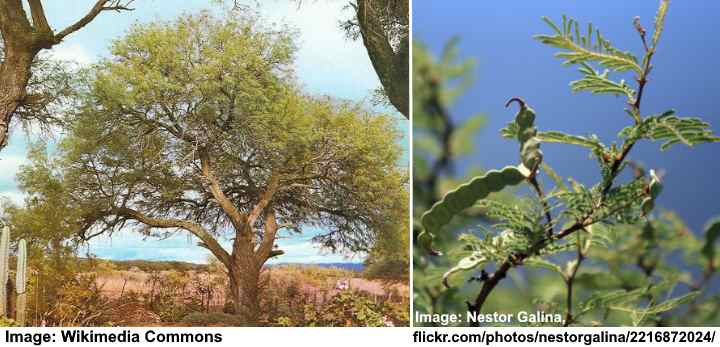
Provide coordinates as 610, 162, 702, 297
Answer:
0, 46, 35, 149
0, 0, 132, 152
226, 212, 280, 325
228, 257, 262, 325
355, 0, 409, 119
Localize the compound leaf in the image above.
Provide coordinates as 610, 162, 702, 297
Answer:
535, 16, 642, 73
620, 110, 720, 150
537, 130, 605, 151
525, 258, 564, 277
570, 63, 635, 99
642, 291, 699, 315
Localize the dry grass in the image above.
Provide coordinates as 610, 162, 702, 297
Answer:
93, 265, 408, 301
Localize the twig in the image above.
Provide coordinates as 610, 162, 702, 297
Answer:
563, 230, 589, 326
528, 175, 553, 237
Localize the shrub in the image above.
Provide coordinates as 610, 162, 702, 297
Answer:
415, 0, 720, 326
180, 312, 246, 326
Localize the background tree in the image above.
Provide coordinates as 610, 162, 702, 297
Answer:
0, 142, 82, 326
362, 190, 408, 281
412, 39, 519, 322
26, 13, 406, 324
0, 0, 133, 152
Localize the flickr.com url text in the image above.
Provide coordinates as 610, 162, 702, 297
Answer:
412, 329, 717, 345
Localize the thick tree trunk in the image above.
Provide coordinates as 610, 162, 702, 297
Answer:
0, 46, 35, 150
228, 256, 262, 325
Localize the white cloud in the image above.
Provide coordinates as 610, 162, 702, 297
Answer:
253, 1, 380, 100
0, 155, 27, 184
47, 43, 94, 65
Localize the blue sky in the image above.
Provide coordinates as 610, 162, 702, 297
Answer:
0, 0, 406, 264
414, 0, 720, 233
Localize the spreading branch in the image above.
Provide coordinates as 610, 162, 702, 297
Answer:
55, 0, 134, 42
108, 206, 232, 268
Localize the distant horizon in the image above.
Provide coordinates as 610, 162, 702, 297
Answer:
79, 256, 365, 266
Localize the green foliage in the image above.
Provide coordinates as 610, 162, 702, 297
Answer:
619, 110, 720, 150
0, 317, 18, 327
536, 131, 605, 152
416, 1, 720, 327
290, 290, 404, 327
412, 39, 485, 208
52, 11, 405, 253
570, 63, 635, 99
536, 16, 641, 73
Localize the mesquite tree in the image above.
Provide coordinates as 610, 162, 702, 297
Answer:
0, 0, 133, 152
417, 1, 720, 326
37, 13, 405, 323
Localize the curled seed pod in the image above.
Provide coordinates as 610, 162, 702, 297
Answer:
419, 166, 526, 255
506, 97, 544, 173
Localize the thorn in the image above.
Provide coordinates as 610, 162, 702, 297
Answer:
633, 16, 646, 37
480, 269, 490, 281
505, 97, 527, 110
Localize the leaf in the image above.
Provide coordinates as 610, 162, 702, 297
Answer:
419, 166, 526, 253
570, 63, 635, 99
442, 253, 487, 288
524, 258, 564, 277
620, 110, 720, 150
535, 16, 642, 73
701, 217, 720, 262
476, 200, 541, 235
500, 121, 519, 140
581, 288, 645, 312
537, 130, 605, 151
643, 291, 699, 315
414, 136, 442, 157
541, 163, 568, 192
653, 0, 669, 47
